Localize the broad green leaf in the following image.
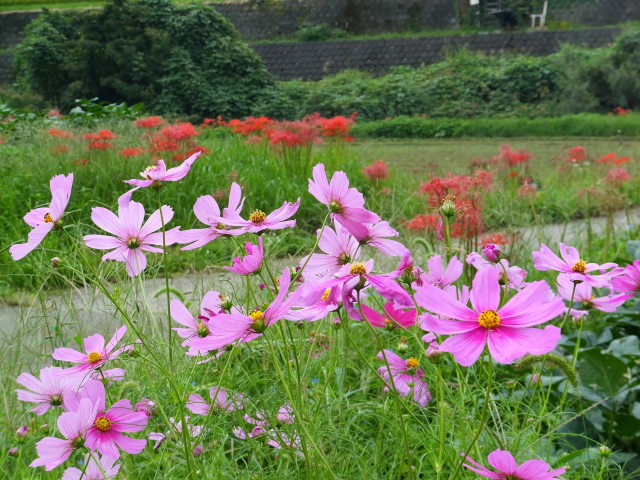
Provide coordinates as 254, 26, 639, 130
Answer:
578, 348, 628, 396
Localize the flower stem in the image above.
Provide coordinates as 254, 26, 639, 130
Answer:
156, 190, 173, 364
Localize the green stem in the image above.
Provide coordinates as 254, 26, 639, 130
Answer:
451, 351, 493, 480
156, 189, 173, 364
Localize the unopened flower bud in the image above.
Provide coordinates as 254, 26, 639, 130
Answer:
598, 445, 612, 457
440, 194, 457, 218
221, 298, 233, 311
193, 444, 204, 457
483, 243, 501, 262
51, 257, 61, 268
39, 424, 50, 434
396, 339, 409, 353
15, 426, 28, 442
332, 317, 342, 329
8, 447, 18, 457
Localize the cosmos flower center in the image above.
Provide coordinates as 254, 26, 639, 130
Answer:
71, 436, 85, 448
321, 288, 332, 302
349, 262, 367, 275
406, 357, 419, 369
127, 237, 141, 249
196, 322, 209, 338
87, 352, 102, 364
249, 210, 266, 224
50, 394, 63, 406
384, 318, 395, 330
143, 165, 156, 179
329, 201, 343, 213
43, 212, 54, 223
249, 310, 265, 332
94, 416, 112, 432
478, 310, 501, 329
572, 260, 587, 273
216, 223, 228, 230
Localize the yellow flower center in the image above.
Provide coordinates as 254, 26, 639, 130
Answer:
384, 318, 395, 330
478, 310, 501, 329
43, 213, 54, 223
406, 357, 419, 369
249, 210, 266, 224
127, 237, 140, 249
50, 394, 63, 406
329, 201, 342, 213
94, 416, 111, 432
87, 352, 102, 364
249, 310, 265, 333
196, 322, 209, 338
143, 165, 156, 179
349, 262, 367, 275
572, 260, 587, 273
321, 288, 332, 302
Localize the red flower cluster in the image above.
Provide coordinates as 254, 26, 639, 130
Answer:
611, 106, 632, 116
564, 145, 586, 164
48, 128, 73, 139
135, 116, 164, 128
480, 233, 511, 246
606, 168, 631, 185
120, 147, 145, 158
492, 145, 532, 166
419, 171, 492, 207
215, 113, 357, 148
597, 153, 630, 165
83, 130, 115, 150
362, 160, 389, 181
143, 122, 205, 161
406, 213, 439, 233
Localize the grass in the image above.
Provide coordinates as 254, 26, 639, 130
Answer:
2, 119, 640, 298
353, 114, 640, 139
1, 116, 640, 479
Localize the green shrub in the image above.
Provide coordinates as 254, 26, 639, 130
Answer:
353, 113, 640, 138
295, 23, 348, 42
15, 0, 274, 117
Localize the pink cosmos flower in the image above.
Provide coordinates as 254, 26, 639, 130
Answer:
219, 184, 300, 233
377, 350, 431, 408
84, 200, 179, 277
557, 276, 631, 318
287, 281, 342, 322
30, 397, 98, 471
224, 237, 264, 275
178, 182, 246, 250
462, 449, 566, 479
52, 326, 127, 378
352, 221, 409, 257
417, 268, 564, 366
532, 243, 618, 287
84, 388, 148, 458
61, 454, 120, 480
421, 255, 463, 288
467, 252, 527, 290
483, 243, 501, 262
10, 173, 73, 261
190, 268, 301, 351
15, 366, 81, 415
361, 302, 416, 330
234, 404, 302, 454
308, 163, 380, 238
299, 223, 359, 277
612, 260, 640, 294
135, 398, 157, 417
119, 151, 201, 203
187, 386, 245, 415
421, 331, 441, 358
309, 259, 413, 321
171, 291, 223, 356
388, 252, 424, 286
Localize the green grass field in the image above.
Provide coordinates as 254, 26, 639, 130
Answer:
1, 117, 640, 479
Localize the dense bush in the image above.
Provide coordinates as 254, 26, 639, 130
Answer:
352, 113, 640, 138
15, 0, 273, 117
257, 52, 560, 120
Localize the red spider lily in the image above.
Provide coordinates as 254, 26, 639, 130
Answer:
135, 116, 164, 128
406, 214, 439, 232
597, 153, 630, 165
565, 145, 586, 163
481, 233, 511, 246
83, 130, 116, 141
46, 109, 64, 119
160, 122, 199, 141
419, 171, 492, 207
606, 168, 631, 185
88, 141, 113, 150
73, 158, 89, 166
362, 160, 389, 181
48, 128, 73, 139
492, 145, 532, 166
611, 106, 632, 115
120, 147, 145, 157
